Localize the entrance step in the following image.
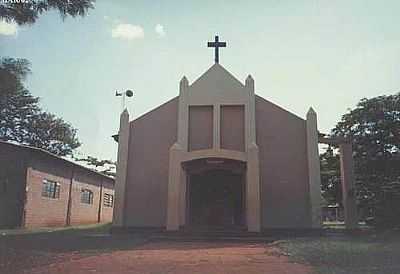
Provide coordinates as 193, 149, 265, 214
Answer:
147, 229, 276, 242
150, 234, 276, 243
111, 226, 326, 239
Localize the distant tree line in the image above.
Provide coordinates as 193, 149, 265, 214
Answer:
75, 156, 116, 177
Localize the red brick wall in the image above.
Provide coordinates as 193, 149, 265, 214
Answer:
69, 168, 101, 225
23, 152, 114, 228
24, 166, 71, 227
100, 180, 114, 223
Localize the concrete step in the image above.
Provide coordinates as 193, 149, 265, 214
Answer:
150, 234, 276, 243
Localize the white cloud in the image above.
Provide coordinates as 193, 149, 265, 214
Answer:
155, 24, 166, 38
0, 20, 17, 36
111, 23, 144, 40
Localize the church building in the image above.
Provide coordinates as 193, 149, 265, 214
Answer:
112, 36, 325, 232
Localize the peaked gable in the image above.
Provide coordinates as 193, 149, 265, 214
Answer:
190, 64, 243, 90
187, 64, 247, 105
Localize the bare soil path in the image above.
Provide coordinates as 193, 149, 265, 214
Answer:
25, 241, 312, 274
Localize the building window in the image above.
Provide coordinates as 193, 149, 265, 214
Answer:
81, 189, 93, 204
42, 180, 60, 199
103, 193, 114, 207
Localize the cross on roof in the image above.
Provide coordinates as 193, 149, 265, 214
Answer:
207, 35, 226, 64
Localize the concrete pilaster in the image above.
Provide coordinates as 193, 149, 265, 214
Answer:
246, 75, 256, 145
166, 144, 183, 231
339, 143, 358, 229
112, 109, 130, 227
167, 76, 189, 231
179, 168, 187, 226
306, 108, 322, 228
246, 144, 261, 232
178, 76, 189, 149
245, 75, 261, 232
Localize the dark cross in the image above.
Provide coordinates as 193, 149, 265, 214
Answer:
207, 35, 226, 63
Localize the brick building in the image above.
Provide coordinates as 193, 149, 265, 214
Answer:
0, 141, 115, 228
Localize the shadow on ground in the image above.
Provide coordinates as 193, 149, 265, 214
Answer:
0, 224, 149, 273
0, 224, 273, 273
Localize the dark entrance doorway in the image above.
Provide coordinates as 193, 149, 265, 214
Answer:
188, 169, 245, 229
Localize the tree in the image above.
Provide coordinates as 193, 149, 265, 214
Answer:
1, 58, 40, 143
75, 156, 116, 177
0, 58, 31, 94
320, 146, 342, 205
0, 57, 80, 156
1, 1, 93, 156
25, 111, 81, 156
0, 0, 94, 26
328, 93, 400, 227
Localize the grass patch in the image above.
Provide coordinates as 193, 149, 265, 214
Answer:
0, 222, 112, 237
277, 232, 400, 274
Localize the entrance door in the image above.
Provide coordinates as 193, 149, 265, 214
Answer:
188, 169, 244, 229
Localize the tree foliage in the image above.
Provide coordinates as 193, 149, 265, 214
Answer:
75, 156, 116, 177
0, 0, 94, 25
326, 93, 400, 227
320, 146, 342, 205
0, 57, 80, 156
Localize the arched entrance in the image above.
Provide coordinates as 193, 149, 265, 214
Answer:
183, 158, 246, 230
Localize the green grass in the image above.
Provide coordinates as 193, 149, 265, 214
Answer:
0, 222, 112, 236
277, 232, 400, 274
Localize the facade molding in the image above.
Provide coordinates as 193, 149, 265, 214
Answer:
166, 64, 261, 232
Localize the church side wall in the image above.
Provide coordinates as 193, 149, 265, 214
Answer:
124, 98, 178, 227
255, 96, 312, 228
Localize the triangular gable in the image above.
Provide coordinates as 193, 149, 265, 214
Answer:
189, 63, 244, 93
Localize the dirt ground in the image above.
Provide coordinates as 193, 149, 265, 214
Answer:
3, 224, 399, 274
25, 241, 312, 274
0, 226, 312, 274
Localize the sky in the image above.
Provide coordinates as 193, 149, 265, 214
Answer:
1, 0, 400, 161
